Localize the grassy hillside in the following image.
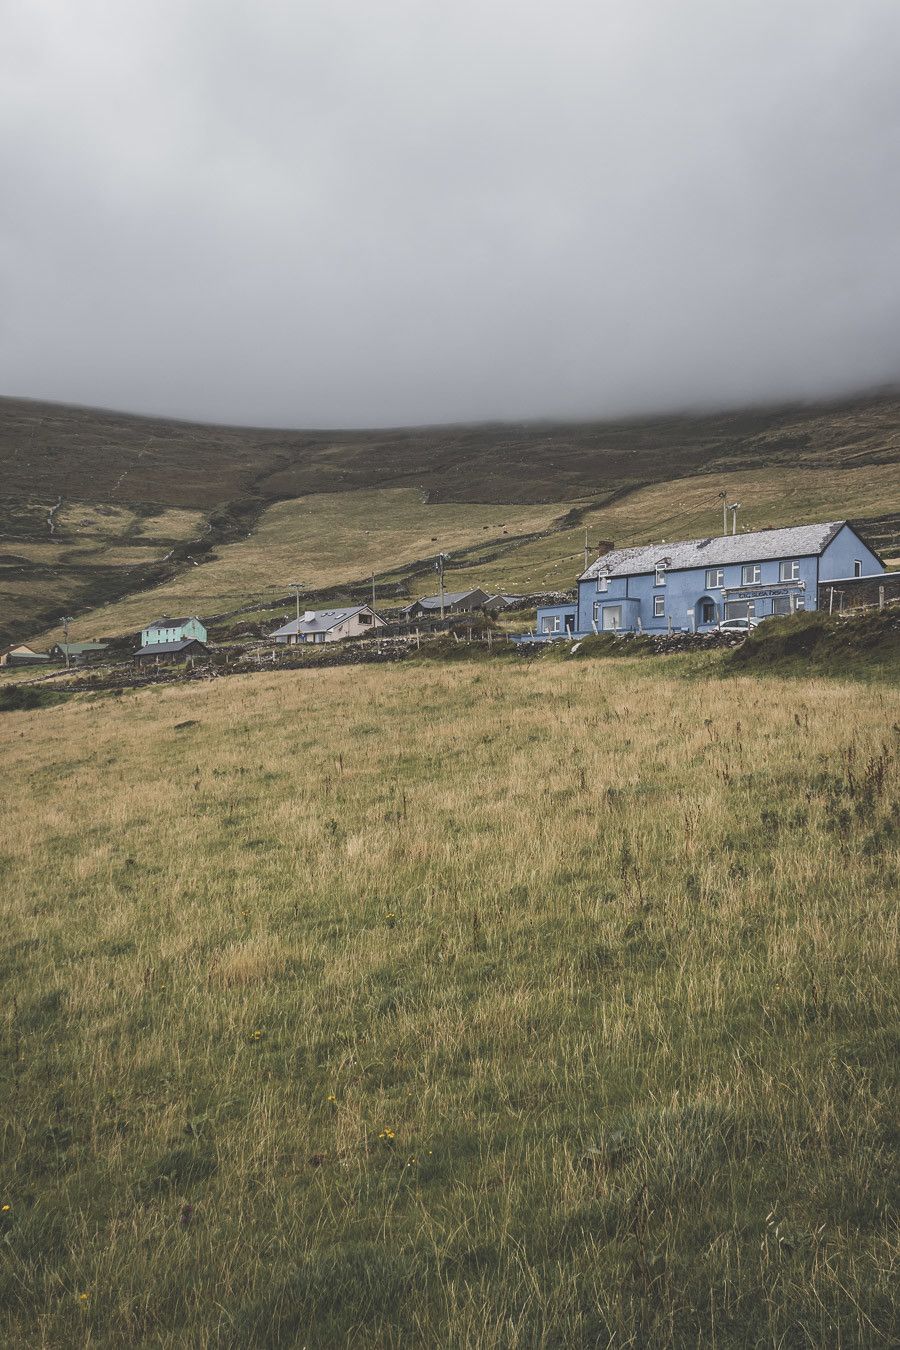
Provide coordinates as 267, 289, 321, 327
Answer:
0, 659, 897, 1346
2, 389, 900, 644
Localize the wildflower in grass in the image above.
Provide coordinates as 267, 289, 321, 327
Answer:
78, 1292, 90, 1305
1, 1204, 10, 1213
249, 1029, 265, 1041
326, 1093, 337, 1103
377, 1127, 396, 1143
385, 911, 397, 927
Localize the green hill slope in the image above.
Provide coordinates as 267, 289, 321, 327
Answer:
2, 389, 899, 644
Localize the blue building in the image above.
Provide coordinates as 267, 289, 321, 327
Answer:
533, 520, 885, 638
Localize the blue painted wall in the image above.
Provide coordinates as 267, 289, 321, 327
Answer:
576, 526, 885, 635
535, 603, 577, 636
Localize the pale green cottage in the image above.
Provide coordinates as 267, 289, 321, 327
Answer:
140, 615, 207, 647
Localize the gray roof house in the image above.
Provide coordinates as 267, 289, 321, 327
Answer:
572, 519, 885, 635
270, 605, 386, 645
140, 616, 207, 647
134, 638, 208, 663
401, 588, 489, 618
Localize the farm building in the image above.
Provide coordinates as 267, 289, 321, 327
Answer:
401, 588, 489, 619
0, 644, 50, 667
529, 521, 886, 638
134, 638, 208, 664
140, 616, 207, 646
270, 605, 386, 645
51, 641, 109, 665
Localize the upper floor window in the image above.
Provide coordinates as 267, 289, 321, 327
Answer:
779, 560, 800, 582
705, 568, 724, 589
854, 560, 862, 577
598, 575, 609, 592
741, 564, 761, 585
654, 565, 666, 586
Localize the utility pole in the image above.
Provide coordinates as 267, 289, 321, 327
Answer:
59, 615, 73, 669
719, 491, 728, 536
436, 553, 449, 619
288, 582, 304, 645
584, 530, 590, 573
371, 572, 376, 612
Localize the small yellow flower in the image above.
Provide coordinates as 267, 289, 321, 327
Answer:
1, 1204, 10, 1213
78, 1292, 90, 1303
326, 1093, 337, 1103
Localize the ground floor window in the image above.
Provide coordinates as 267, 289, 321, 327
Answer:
725, 600, 756, 621
653, 595, 665, 618
602, 605, 622, 631
700, 599, 716, 624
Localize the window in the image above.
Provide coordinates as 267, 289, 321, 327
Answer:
700, 600, 716, 624
358, 611, 373, 624
602, 605, 623, 631
854, 560, 862, 578
741, 564, 761, 585
779, 560, 800, 581
654, 565, 666, 586
542, 616, 561, 634
653, 595, 665, 618
705, 568, 724, 589
598, 575, 609, 592
725, 600, 756, 621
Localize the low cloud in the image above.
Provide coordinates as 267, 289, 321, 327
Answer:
2, 0, 899, 426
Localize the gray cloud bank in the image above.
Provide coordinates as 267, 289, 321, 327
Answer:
2, 0, 900, 427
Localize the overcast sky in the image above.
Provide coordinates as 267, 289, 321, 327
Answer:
2, 1, 900, 428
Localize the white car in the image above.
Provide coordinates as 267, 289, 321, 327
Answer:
718, 616, 759, 633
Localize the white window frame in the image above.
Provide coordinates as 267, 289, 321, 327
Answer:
853, 560, 862, 578
700, 599, 717, 624
779, 560, 800, 581
602, 605, 623, 631
705, 568, 724, 589
654, 565, 666, 586
741, 563, 761, 585
653, 595, 665, 618
598, 575, 609, 592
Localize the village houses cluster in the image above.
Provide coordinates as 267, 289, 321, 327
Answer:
1, 518, 890, 669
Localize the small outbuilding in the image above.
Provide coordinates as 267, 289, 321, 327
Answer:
51, 641, 109, 665
0, 644, 50, 667
134, 638, 208, 664
401, 588, 489, 619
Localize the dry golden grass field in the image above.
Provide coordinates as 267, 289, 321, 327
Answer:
1, 656, 898, 1347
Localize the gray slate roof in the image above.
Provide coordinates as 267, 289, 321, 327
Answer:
270, 606, 370, 637
408, 589, 487, 610
580, 521, 847, 581
144, 616, 201, 630
136, 638, 206, 656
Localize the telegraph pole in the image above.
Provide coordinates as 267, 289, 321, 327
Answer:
288, 582, 304, 644
584, 530, 590, 572
719, 491, 728, 536
436, 553, 449, 619
59, 615, 73, 669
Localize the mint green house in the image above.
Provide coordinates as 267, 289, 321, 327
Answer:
140, 615, 207, 647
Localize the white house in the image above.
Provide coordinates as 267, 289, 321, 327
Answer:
270, 605, 386, 646
140, 616, 207, 647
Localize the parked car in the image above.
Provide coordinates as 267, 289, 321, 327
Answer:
718, 617, 759, 633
